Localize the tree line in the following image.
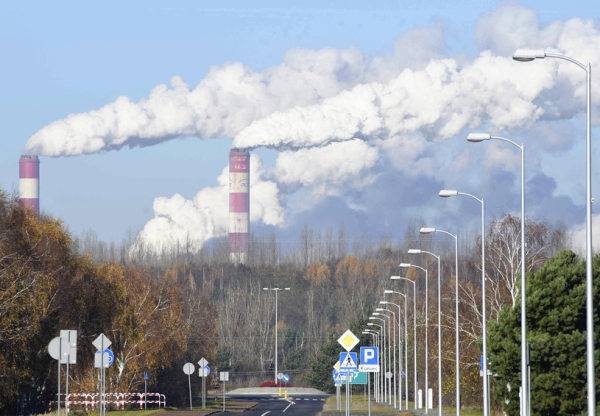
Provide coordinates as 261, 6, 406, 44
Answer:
2, 184, 591, 415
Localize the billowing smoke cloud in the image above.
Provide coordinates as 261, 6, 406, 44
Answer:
24, 3, 600, 250
25, 48, 366, 156
135, 154, 283, 252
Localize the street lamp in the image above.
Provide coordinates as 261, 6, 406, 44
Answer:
373, 313, 393, 405
439, 189, 488, 416
467, 132, 527, 416
420, 227, 460, 416
409, 249, 442, 416
513, 48, 594, 416
376, 309, 397, 409
263, 287, 290, 385
389, 277, 417, 410
381, 297, 408, 410
368, 322, 385, 402
400, 263, 429, 414
363, 329, 380, 401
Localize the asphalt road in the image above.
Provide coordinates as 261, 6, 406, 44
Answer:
218, 394, 328, 415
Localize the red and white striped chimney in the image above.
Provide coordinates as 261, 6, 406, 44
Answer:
19, 155, 40, 215
229, 148, 250, 264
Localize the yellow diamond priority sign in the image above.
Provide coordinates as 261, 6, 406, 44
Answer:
337, 329, 360, 352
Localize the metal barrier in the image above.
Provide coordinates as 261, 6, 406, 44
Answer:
65, 392, 165, 412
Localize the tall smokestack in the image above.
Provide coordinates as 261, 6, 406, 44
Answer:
229, 148, 250, 264
19, 155, 40, 215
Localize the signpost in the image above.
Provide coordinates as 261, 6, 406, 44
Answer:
220, 372, 229, 412
198, 357, 209, 409
60, 330, 77, 412
92, 334, 112, 416
48, 337, 70, 416
144, 371, 150, 409
338, 329, 360, 416
183, 363, 195, 410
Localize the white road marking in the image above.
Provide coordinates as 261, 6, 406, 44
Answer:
261, 412, 271, 416
282, 398, 295, 412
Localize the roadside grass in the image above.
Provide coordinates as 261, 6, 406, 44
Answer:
322, 395, 484, 415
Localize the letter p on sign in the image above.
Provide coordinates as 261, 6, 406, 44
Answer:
360, 346, 378, 365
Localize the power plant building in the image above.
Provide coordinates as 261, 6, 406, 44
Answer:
229, 148, 250, 263
19, 155, 40, 215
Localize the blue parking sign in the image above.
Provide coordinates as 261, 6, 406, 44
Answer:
360, 347, 378, 365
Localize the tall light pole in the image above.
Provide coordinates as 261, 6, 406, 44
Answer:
372, 314, 392, 405
420, 227, 460, 416
263, 287, 290, 385
513, 48, 594, 416
400, 263, 429, 414
409, 249, 442, 416
376, 309, 397, 409
439, 189, 488, 416
381, 297, 408, 410
390, 276, 417, 410
368, 322, 385, 402
363, 330, 380, 403
467, 132, 527, 416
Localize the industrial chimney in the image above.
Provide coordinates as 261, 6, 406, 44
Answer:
229, 148, 250, 264
19, 155, 40, 215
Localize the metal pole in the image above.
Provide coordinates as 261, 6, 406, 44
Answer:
58, 343, 61, 416
482, 198, 489, 416
425, 269, 429, 413
455, 234, 460, 416
275, 289, 278, 385
436, 255, 442, 416
585, 62, 595, 416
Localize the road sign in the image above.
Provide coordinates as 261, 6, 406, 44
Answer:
340, 352, 358, 369
385, 371, 393, 379
337, 371, 368, 385
95, 349, 114, 366
333, 361, 341, 371
144, 371, 150, 381
359, 346, 380, 372
60, 330, 77, 364
337, 329, 360, 352
92, 333, 112, 351
94, 352, 110, 368
48, 337, 71, 362
199, 365, 210, 377
220, 371, 229, 381
183, 363, 195, 375
282, 374, 290, 382
277, 372, 284, 380
198, 357, 209, 367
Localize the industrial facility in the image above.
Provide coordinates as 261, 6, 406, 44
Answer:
229, 148, 250, 264
19, 155, 40, 215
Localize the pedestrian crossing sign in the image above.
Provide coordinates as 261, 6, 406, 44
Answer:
340, 352, 358, 369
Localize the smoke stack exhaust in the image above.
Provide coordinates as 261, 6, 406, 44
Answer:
19, 155, 40, 215
229, 148, 250, 264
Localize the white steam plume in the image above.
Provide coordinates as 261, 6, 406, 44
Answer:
25, 48, 366, 156
134, 154, 283, 252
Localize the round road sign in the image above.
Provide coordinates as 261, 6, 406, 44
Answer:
183, 362, 195, 375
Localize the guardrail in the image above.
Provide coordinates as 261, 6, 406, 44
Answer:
60, 392, 166, 412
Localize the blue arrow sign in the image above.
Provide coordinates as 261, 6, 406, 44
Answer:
96, 348, 114, 366
282, 374, 290, 382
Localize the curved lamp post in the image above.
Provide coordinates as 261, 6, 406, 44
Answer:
373, 313, 393, 405
409, 249, 442, 416
388, 279, 417, 410
263, 287, 290, 385
376, 309, 397, 409
381, 296, 409, 410
467, 132, 527, 416
420, 227, 460, 416
364, 330, 380, 403
368, 321, 386, 402
439, 189, 488, 416
513, 48, 593, 416
400, 263, 429, 413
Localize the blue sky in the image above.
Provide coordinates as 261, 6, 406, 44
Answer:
0, 0, 598, 251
